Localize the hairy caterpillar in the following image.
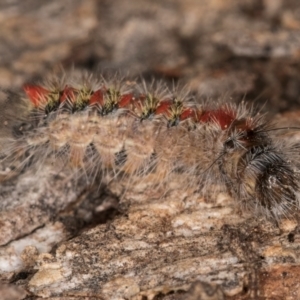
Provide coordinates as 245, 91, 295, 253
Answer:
0, 73, 299, 221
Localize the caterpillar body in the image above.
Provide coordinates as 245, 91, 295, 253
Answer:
0, 73, 299, 221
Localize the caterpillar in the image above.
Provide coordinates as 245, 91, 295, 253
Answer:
0, 72, 299, 221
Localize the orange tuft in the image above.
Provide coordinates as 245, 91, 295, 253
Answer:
23, 84, 49, 107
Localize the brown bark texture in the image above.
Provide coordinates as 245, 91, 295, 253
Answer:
1, 0, 300, 299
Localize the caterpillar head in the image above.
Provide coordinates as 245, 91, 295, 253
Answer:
220, 117, 299, 219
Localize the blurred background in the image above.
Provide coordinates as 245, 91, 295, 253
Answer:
1, 0, 300, 112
